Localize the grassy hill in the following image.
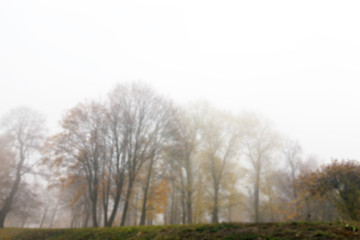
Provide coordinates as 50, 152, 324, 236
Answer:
0, 222, 359, 240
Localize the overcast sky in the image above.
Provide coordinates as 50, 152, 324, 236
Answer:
1, 0, 360, 163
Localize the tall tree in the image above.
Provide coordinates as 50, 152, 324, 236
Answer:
0, 107, 45, 228
167, 103, 204, 224
45, 102, 107, 227
241, 112, 280, 223
198, 104, 241, 223
108, 83, 176, 226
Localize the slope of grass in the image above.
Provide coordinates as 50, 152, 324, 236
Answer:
0, 222, 359, 240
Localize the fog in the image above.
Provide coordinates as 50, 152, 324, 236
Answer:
1, 0, 360, 228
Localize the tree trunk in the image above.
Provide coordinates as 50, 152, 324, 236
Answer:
170, 180, 176, 225
80, 198, 91, 228
49, 197, 60, 228
97, 202, 102, 227
0, 159, 23, 228
120, 178, 134, 226
0, 211, 6, 228
186, 189, 193, 224
254, 170, 260, 223
106, 183, 122, 226
20, 211, 29, 228
83, 211, 90, 228
90, 185, 98, 227
103, 195, 108, 227
185, 155, 193, 224
39, 204, 49, 228
181, 188, 187, 224
212, 186, 219, 223
139, 157, 154, 225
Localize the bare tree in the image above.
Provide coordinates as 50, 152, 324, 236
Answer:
282, 139, 302, 199
198, 104, 241, 223
0, 107, 45, 228
108, 83, 177, 226
166, 103, 204, 224
241, 112, 280, 223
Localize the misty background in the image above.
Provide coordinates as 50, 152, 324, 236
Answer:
1, 1, 360, 162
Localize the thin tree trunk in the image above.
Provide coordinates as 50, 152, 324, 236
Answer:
212, 186, 219, 223
164, 205, 167, 225
97, 202, 102, 227
120, 178, 134, 226
39, 204, 49, 228
210, 154, 220, 224
181, 188, 186, 224
185, 155, 193, 224
49, 197, 60, 228
83, 210, 90, 228
170, 180, 176, 225
82, 198, 91, 228
103, 189, 109, 227
139, 157, 154, 225
186, 188, 193, 224
133, 193, 138, 226
254, 169, 260, 223
20, 211, 29, 228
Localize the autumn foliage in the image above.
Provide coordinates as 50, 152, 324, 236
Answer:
298, 159, 360, 221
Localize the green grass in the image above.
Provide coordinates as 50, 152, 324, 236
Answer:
1, 222, 360, 240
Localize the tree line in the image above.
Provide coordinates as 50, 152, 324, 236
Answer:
0, 82, 359, 228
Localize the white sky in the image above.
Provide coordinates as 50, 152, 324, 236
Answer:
1, 0, 360, 163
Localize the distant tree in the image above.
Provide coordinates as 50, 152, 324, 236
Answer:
298, 159, 360, 221
241, 112, 280, 223
282, 139, 302, 199
0, 107, 45, 228
165, 103, 203, 224
198, 104, 241, 223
